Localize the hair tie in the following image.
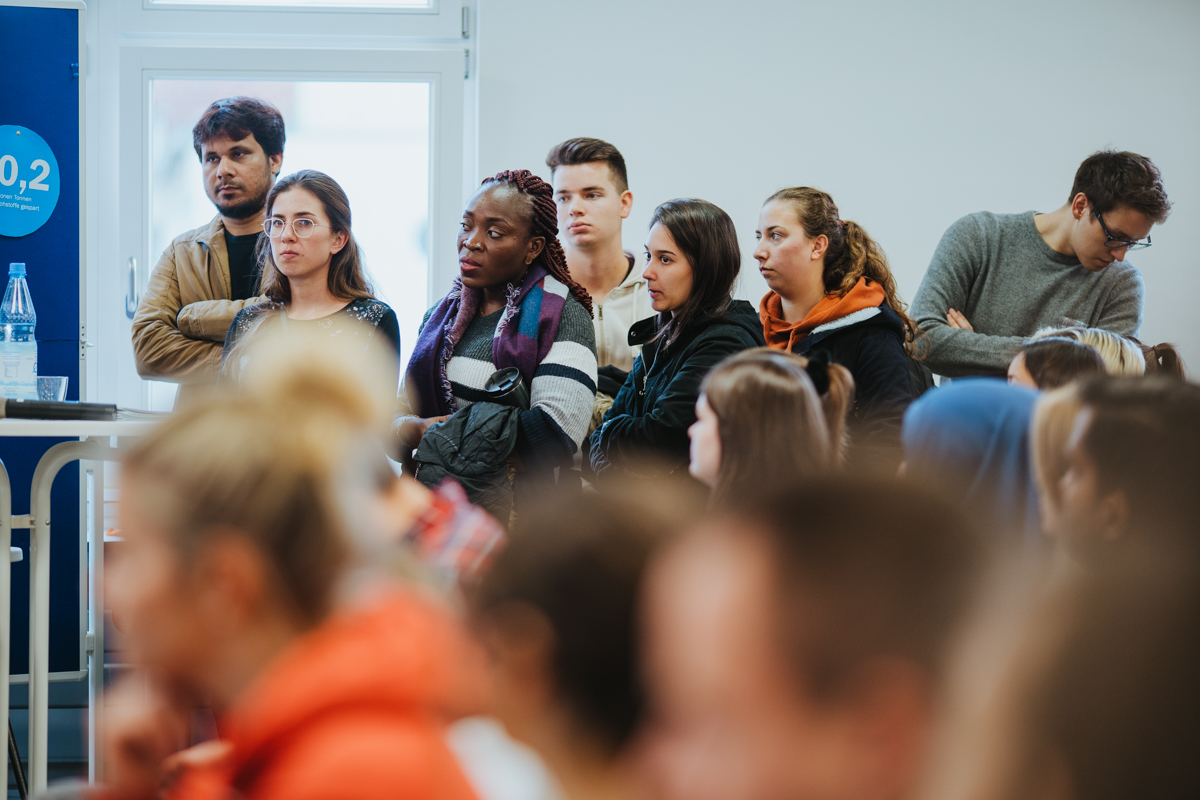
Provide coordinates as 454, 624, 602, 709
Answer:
838, 219, 847, 230
805, 351, 832, 395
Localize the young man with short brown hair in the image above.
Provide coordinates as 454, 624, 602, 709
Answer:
912, 150, 1170, 378
547, 138, 651, 390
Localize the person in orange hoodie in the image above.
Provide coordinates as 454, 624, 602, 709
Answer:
99, 334, 486, 800
754, 187, 926, 472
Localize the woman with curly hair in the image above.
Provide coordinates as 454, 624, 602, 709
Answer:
755, 187, 923, 472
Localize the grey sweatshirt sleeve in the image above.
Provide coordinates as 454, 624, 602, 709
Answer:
1093, 267, 1144, 338
910, 216, 1024, 377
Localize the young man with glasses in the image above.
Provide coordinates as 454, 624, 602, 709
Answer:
132, 96, 284, 407
911, 150, 1170, 378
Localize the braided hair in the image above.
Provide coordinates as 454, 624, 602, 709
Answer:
481, 169, 593, 315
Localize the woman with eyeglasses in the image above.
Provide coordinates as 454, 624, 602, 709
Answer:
220, 170, 400, 389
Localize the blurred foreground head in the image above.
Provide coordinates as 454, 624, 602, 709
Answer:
113, 331, 396, 700
469, 471, 701, 799
692, 348, 854, 507
902, 379, 1040, 548
642, 478, 983, 800
924, 549, 1200, 800
1057, 376, 1200, 561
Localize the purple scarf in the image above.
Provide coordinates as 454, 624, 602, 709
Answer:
405, 265, 568, 417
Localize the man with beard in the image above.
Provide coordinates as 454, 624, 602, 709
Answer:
133, 96, 285, 407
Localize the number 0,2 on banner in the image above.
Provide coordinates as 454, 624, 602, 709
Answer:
0, 125, 61, 238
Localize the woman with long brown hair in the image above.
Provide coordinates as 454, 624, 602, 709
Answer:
220, 169, 400, 388
755, 187, 922, 472
587, 198, 765, 480
688, 348, 854, 507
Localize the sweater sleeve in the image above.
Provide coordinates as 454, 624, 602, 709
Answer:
516, 298, 598, 467
131, 243, 224, 383
1093, 266, 1144, 338
911, 215, 1025, 377
177, 297, 266, 342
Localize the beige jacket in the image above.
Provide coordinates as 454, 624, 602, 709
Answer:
131, 215, 264, 407
594, 255, 654, 372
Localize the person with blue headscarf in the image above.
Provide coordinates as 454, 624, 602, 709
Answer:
901, 379, 1041, 551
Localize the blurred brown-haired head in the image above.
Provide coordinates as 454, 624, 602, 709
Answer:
736, 479, 985, 696
470, 470, 701, 759
1062, 376, 1200, 556
1018, 337, 1105, 390
925, 549, 1200, 800
641, 477, 985, 800
698, 347, 853, 507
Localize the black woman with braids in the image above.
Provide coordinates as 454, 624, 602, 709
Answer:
397, 170, 597, 515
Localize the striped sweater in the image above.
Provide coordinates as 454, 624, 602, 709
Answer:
407, 292, 598, 464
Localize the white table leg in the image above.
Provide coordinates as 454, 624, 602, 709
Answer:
0, 458, 12, 789
87, 458, 105, 784
28, 441, 116, 792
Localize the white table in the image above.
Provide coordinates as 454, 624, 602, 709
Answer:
0, 419, 160, 792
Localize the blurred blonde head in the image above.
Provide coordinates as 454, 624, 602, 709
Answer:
1032, 327, 1145, 376
120, 327, 396, 631
1030, 383, 1083, 539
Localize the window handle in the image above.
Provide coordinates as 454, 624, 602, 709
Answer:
124, 257, 139, 319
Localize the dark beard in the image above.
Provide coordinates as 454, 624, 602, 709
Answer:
213, 185, 269, 222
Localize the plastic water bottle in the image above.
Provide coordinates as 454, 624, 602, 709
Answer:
0, 263, 38, 400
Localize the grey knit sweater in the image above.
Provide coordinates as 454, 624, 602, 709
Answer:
403, 295, 598, 459
911, 211, 1144, 377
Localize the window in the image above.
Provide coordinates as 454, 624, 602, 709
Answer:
112, 46, 467, 411
149, 78, 431, 407
118, 0, 466, 38
149, 0, 429, 7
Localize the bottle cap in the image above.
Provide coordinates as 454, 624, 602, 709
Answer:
8, 263, 26, 277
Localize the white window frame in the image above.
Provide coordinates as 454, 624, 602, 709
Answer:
118, 0, 469, 39
106, 45, 466, 409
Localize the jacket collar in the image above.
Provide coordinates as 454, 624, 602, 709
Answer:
188, 214, 227, 248
628, 312, 662, 347
628, 309, 713, 369
794, 303, 903, 354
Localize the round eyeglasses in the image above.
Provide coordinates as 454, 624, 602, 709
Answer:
263, 218, 330, 239
1096, 211, 1152, 252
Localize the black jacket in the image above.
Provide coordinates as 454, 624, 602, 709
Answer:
791, 303, 926, 472
588, 300, 766, 478
413, 401, 521, 523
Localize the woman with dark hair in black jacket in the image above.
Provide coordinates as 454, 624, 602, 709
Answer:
588, 198, 765, 480
755, 187, 927, 473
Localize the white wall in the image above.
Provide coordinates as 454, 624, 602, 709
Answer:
476, 0, 1200, 367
